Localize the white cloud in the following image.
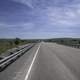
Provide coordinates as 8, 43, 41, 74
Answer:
46, 5, 80, 28
1, 0, 80, 38
13, 0, 34, 9
0, 22, 35, 31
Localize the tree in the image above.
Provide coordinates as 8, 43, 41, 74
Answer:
14, 38, 21, 45
78, 41, 80, 44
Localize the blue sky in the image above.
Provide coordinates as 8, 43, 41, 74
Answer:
0, 0, 80, 39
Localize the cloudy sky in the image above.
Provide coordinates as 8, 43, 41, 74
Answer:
0, 0, 80, 39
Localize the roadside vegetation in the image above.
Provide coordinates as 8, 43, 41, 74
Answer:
0, 38, 38, 55
1, 37, 80, 55
44, 38, 80, 47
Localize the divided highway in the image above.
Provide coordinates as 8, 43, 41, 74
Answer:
0, 42, 80, 80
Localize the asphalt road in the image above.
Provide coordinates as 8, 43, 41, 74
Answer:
1, 42, 80, 80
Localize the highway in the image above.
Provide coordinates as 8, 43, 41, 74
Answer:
0, 42, 80, 80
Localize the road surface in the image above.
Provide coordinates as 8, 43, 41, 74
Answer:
0, 42, 80, 80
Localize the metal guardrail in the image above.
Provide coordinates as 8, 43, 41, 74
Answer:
0, 43, 35, 70
70, 44, 80, 48
57, 43, 80, 49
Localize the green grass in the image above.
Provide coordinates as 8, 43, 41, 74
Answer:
0, 38, 38, 55
0, 40, 24, 54
45, 38, 80, 46
0, 42, 15, 54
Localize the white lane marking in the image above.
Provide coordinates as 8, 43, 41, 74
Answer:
24, 44, 41, 80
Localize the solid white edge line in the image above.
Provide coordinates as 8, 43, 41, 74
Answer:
24, 43, 41, 80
